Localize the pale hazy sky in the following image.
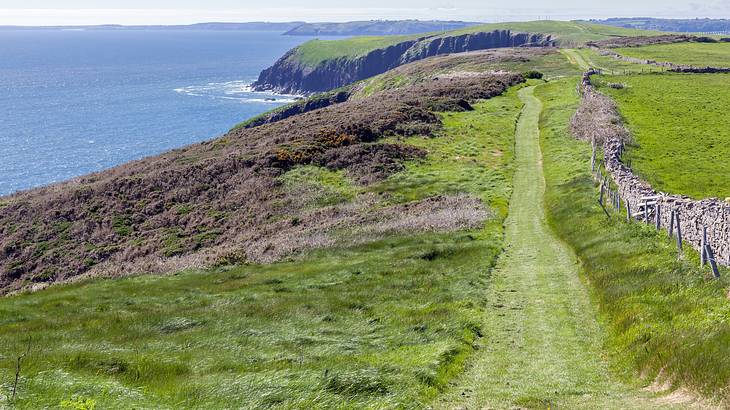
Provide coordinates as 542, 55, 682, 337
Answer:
0, 0, 728, 25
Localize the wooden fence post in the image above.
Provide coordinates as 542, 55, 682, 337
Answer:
701, 226, 707, 267
599, 183, 604, 205
655, 204, 661, 230
706, 243, 721, 278
591, 141, 596, 172
626, 201, 631, 222
668, 209, 675, 237
644, 204, 649, 223
676, 210, 683, 256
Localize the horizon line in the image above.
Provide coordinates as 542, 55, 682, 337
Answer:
1, 8, 727, 26
2, 17, 729, 29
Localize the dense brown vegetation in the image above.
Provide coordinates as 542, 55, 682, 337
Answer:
0, 71, 523, 293
570, 71, 629, 144
359, 47, 557, 85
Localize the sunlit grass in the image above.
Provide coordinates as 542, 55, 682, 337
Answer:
595, 73, 730, 199
616, 42, 730, 68
538, 77, 730, 403
0, 88, 524, 408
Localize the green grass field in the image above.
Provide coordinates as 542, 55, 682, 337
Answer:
615, 42, 730, 68
538, 77, 730, 403
0, 86, 525, 408
595, 73, 730, 199
293, 21, 659, 67
568, 48, 665, 73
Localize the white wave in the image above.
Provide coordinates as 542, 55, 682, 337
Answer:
174, 80, 301, 104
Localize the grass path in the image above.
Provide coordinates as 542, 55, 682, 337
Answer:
435, 86, 674, 409
560, 49, 592, 71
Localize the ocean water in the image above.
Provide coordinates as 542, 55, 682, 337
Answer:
0, 30, 331, 196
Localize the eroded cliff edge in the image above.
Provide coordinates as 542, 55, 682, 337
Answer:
252, 30, 553, 94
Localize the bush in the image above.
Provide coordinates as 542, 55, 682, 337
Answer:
523, 70, 544, 79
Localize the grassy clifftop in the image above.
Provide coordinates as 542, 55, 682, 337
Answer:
292, 21, 659, 67
293, 34, 418, 67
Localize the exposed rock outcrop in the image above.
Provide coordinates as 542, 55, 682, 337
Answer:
252, 30, 553, 94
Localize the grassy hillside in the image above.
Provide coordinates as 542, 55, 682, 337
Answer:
615, 42, 730, 67
5, 28, 730, 407
354, 48, 580, 98
237, 48, 577, 129
595, 73, 730, 199
0, 80, 530, 407
538, 77, 730, 403
293, 21, 659, 67
0, 64, 524, 293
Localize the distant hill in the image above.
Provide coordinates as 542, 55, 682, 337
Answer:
0, 21, 477, 34
283, 20, 481, 36
588, 18, 730, 34
0, 22, 304, 31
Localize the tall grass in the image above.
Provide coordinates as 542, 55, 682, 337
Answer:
0, 87, 525, 408
538, 77, 730, 403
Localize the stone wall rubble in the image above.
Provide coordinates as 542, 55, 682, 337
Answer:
577, 70, 730, 267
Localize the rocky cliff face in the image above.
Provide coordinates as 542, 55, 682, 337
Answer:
252, 30, 553, 94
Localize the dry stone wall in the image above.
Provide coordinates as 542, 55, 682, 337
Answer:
593, 48, 730, 74
578, 70, 730, 267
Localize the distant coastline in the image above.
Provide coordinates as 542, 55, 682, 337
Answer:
0, 20, 482, 36
0, 22, 305, 31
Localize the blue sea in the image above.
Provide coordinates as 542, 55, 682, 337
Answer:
0, 30, 333, 196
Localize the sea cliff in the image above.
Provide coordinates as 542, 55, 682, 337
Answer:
252, 30, 553, 94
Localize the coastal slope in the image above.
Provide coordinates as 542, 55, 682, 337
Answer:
253, 30, 552, 94
0, 64, 523, 294
252, 20, 659, 94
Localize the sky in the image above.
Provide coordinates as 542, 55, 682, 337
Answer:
0, 0, 728, 25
